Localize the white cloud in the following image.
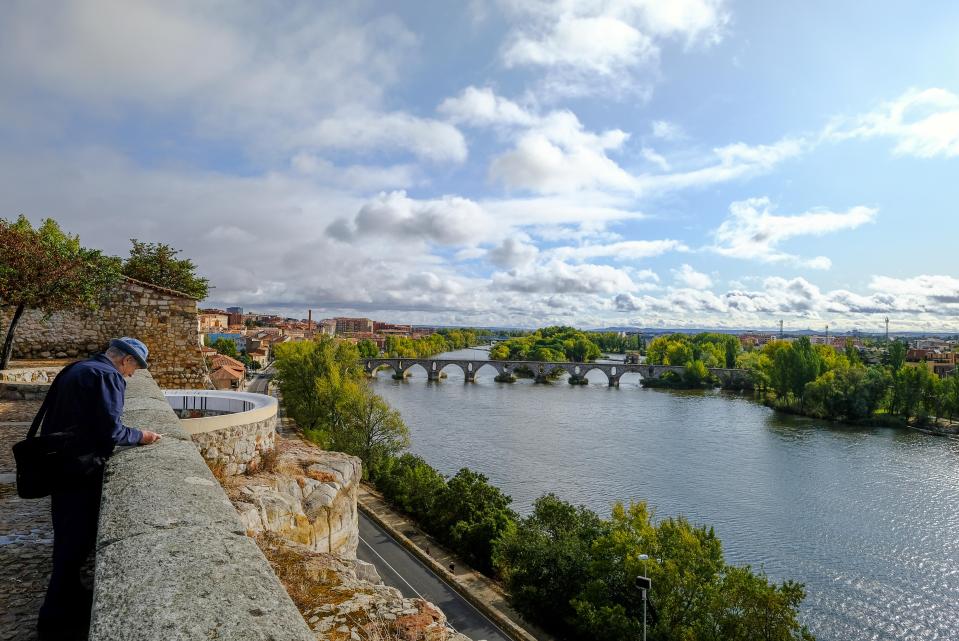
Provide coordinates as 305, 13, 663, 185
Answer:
327, 191, 493, 245
550, 239, 687, 262
0, 2, 465, 163
651, 119, 686, 140
438, 86, 537, 127
711, 197, 876, 267
498, 0, 728, 98
302, 111, 467, 163
290, 153, 417, 190
486, 238, 540, 268
824, 88, 959, 158
673, 264, 712, 289
489, 110, 634, 192
492, 260, 637, 294
641, 147, 670, 170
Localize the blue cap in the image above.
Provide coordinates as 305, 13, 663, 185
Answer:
109, 337, 149, 368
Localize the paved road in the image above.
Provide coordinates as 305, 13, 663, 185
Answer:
246, 370, 271, 394
357, 511, 513, 641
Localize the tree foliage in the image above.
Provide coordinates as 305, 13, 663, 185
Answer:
495, 499, 814, 641
122, 239, 210, 299
212, 337, 239, 358
357, 338, 379, 358
490, 326, 603, 362
0, 215, 121, 368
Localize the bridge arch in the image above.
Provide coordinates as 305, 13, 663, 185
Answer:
404, 362, 429, 378
438, 362, 468, 378
368, 363, 396, 377
473, 362, 501, 378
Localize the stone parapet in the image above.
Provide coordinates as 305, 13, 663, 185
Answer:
90, 370, 313, 641
166, 390, 278, 476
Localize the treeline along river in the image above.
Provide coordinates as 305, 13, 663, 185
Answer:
370, 349, 959, 641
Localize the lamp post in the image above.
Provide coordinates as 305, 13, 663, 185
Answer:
637, 554, 650, 641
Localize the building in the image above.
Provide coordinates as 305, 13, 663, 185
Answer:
334, 317, 373, 335
207, 353, 247, 390
205, 332, 247, 352
198, 310, 230, 332
906, 349, 958, 377
319, 319, 337, 336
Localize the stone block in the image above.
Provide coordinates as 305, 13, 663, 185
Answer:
98, 439, 245, 545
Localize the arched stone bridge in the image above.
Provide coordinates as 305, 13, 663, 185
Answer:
362, 358, 749, 388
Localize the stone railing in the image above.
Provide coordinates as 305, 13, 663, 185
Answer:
91, 371, 313, 641
164, 389, 278, 475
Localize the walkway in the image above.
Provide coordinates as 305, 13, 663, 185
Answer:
358, 485, 553, 641
0, 420, 52, 641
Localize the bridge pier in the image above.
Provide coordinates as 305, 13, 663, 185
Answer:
608, 375, 621, 387
568, 375, 588, 385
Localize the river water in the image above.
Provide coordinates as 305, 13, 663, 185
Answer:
369, 348, 959, 641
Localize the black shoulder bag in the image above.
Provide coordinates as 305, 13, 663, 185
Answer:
12, 363, 108, 499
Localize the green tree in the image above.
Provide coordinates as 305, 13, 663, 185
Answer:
122, 239, 210, 299
273, 336, 363, 442
493, 494, 605, 632
884, 341, 907, 371
334, 385, 410, 477
374, 453, 448, 528
357, 338, 379, 358
0, 216, 121, 369
212, 337, 238, 358
435, 468, 517, 573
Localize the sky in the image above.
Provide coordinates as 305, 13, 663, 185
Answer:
2, 0, 958, 332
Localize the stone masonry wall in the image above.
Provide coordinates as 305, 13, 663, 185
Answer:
191, 415, 277, 476
0, 277, 210, 389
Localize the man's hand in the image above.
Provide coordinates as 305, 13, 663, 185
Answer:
139, 430, 162, 445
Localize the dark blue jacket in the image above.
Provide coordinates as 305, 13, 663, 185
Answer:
41, 354, 143, 448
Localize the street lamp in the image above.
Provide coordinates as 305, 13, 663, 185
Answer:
636, 554, 650, 641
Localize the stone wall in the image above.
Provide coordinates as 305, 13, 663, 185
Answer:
92, 370, 314, 641
1, 276, 210, 389
191, 415, 277, 476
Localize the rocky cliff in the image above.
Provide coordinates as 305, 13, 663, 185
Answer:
222, 438, 360, 557
221, 435, 472, 641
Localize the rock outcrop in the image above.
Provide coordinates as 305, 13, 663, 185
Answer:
220, 434, 474, 641
222, 437, 361, 558
257, 534, 471, 641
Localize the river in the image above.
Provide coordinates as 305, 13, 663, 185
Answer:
369, 348, 959, 641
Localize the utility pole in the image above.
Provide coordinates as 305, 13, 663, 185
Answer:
779, 319, 784, 340
825, 324, 829, 346
885, 317, 890, 342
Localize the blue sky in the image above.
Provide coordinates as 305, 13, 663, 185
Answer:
2, 0, 958, 331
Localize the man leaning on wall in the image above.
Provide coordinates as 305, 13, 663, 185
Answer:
35, 337, 162, 641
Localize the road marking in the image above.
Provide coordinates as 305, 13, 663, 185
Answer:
359, 534, 428, 601
359, 514, 512, 641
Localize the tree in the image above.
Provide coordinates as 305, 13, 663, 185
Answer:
272, 336, 363, 442
435, 468, 517, 573
884, 341, 907, 371
335, 385, 410, 477
374, 453, 448, 528
122, 239, 209, 299
357, 338, 379, 358
0, 216, 121, 369
212, 337, 238, 358
493, 494, 605, 632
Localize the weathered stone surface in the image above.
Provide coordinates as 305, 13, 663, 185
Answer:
222, 439, 360, 558
97, 439, 244, 545
0, 277, 211, 389
91, 527, 313, 641
257, 535, 468, 641
192, 414, 277, 475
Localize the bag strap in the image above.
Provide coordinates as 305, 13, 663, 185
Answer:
26, 360, 83, 439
